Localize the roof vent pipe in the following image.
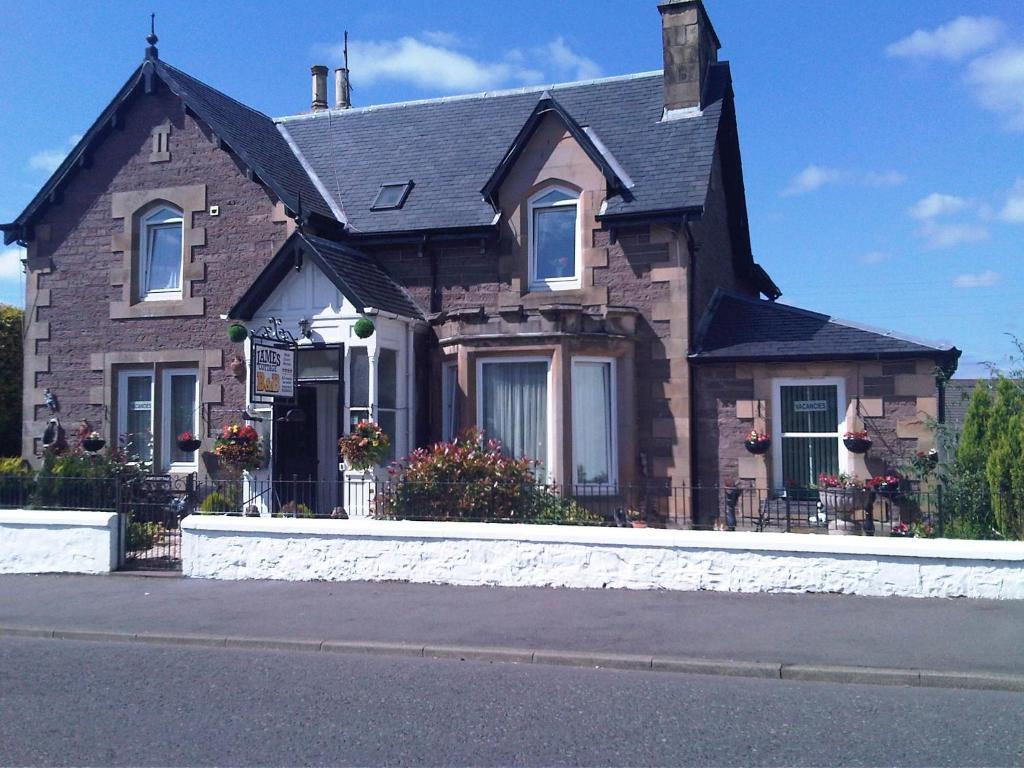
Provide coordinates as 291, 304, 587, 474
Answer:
335, 67, 351, 109
310, 65, 328, 111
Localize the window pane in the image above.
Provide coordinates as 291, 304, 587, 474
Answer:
534, 189, 574, 206
146, 224, 182, 293
534, 207, 576, 281
379, 349, 397, 409
125, 375, 153, 463
573, 362, 613, 484
481, 362, 548, 472
349, 408, 370, 430
379, 410, 397, 463
442, 363, 458, 441
781, 385, 838, 433
350, 348, 369, 408
296, 348, 340, 382
168, 374, 197, 464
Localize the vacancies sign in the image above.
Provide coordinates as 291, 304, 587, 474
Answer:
250, 336, 294, 403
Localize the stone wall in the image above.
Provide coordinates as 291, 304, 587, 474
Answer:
21, 83, 289, 466
181, 516, 1024, 600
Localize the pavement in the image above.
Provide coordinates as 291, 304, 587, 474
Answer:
1, 573, 1023, 691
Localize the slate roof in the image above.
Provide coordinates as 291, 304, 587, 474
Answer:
229, 231, 422, 321
276, 65, 730, 235
691, 291, 960, 369
944, 379, 982, 430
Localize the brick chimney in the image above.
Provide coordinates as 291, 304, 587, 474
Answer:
658, 0, 721, 113
310, 65, 328, 111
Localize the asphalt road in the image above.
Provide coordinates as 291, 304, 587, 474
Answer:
3, 574, 1024, 674
1, 637, 1021, 767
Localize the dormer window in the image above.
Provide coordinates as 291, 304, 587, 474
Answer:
528, 186, 580, 290
139, 205, 183, 301
371, 181, 413, 211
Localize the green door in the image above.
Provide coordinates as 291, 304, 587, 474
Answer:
778, 384, 840, 495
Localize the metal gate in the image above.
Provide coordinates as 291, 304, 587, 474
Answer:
119, 474, 195, 571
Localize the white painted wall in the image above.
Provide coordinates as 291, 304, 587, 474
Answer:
181, 517, 1024, 600
0, 510, 119, 574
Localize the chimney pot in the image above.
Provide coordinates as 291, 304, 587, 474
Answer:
658, 0, 720, 112
335, 67, 351, 109
310, 65, 328, 111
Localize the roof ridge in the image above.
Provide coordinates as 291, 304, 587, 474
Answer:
274, 70, 664, 123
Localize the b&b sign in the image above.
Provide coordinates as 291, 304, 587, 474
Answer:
250, 337, 294, 403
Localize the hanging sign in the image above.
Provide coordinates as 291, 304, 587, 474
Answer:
794, 400, 828, 413
250, 336, 294, 404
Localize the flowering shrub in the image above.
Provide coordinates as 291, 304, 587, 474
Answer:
31, 445, 145, 509
817, 472, 864, 489
214, 424, 262, 471
338, 420, 390, 470
867, 474, 902, 493
380, 428, 603, 524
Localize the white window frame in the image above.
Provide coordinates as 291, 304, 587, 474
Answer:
160, 368, 200, 472
771, 376, 848, 491
571, 356, 618, 491
139, 205, 184, 301
527, 185, 581, 291
475, 356, 554, 479
117, 369, 154, 464
345, 345, 371, 429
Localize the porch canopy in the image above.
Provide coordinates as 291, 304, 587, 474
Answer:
228, 230, 422, 321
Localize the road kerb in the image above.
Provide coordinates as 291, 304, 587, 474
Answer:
654, 657, 782, 679
0, 626, 55, 639
782, 664, 921, 687
425, 644, 534, 664
52, 629, 136, 643
321, 640, 425, 658
918, 669, 1024, 693
532, 649, 653, 670
223, 636, 324, 653
134, 633, 227, 648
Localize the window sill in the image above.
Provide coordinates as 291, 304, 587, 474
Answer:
110, 297, 205, 320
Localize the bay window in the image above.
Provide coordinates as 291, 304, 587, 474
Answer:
139, 206, 184, 301
477, 358, 550, 476
572, 358, 616, 488
441, 361, 458, 441
528, 187, 580, 290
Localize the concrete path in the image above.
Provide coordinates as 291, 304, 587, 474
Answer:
1, 574, 1022, 689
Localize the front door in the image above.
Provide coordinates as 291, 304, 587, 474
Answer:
775, 381, 842, 495
273, 386, 318, 513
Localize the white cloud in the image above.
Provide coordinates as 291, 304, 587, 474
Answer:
542, 36, 602, 81
326, 33, 600, 93
0, 246, 25, 280
859, 251, 890, 265
27, 133, 82, 173
909, 192, 971, 220
886, 16, 1005, 61
918, 220, 989, 249
1000, 178, 1024, 223
967, 47, 1024, 130
952, 269, 1001, 288
781, 165, 906, 196
781, 165, 843, 196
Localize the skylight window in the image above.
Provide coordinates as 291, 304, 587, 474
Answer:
371, 181, 413, 211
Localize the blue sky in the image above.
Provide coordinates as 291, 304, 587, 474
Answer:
1, 0, 1021, 377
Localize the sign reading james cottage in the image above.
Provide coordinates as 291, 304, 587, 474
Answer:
250, 337, 294, 404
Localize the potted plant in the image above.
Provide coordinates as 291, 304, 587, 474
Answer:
214, 423, 262, 472
177, 431, 202, 453
81, 431, 105, 452
627, 508, 647, 528
338, 420, 389, 470
843, 429, 872, 454
744, 429, 771, 454
817, 473, 870, 514
867, 473, 902, 498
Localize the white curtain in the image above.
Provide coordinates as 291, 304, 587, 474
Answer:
572, 361, 612, 484
481, 362, 548, 472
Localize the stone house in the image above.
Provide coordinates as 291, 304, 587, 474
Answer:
3, 1, 958, 525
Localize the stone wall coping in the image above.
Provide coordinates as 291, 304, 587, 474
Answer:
181, 516, 1024, 563
0, 510, 118, 529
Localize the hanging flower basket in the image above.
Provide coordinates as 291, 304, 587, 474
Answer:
214, 424, 263, 471
227, 323, 248, 343
744, 430, 771, 455
353, 317, 375, 339
868, 474, 902, 497
338, 420, 389, 470
843, 431, 872, 454
177, 432, 202, 453
82, 432, 106, 452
